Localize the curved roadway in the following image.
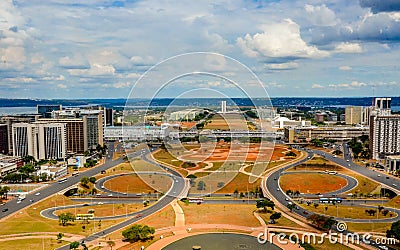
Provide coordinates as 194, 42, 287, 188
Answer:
56, 148, 188, 250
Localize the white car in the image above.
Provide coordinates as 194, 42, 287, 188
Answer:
35, 192, 40, 196
17, 200, 21, 204
378, 174, 381, 177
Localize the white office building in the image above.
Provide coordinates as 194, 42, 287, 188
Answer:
12, 122, 67, 161
370, 115, 400, 160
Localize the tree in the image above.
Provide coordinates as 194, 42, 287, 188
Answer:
80, 177, 90, 188
56, 232, 64, 242
197, 180, 206, 191
58, 212, 76, 226
313, 203, 319, 209
286, 203, 296, 211
307, 214, 337, 230
270, 212, 281, 222
107, 241, 116, 250
285, 151, 297, 157
122, 224, 155, 242
19, 164, 35, 175
69, 241, 80, 250
256, 199, 275, 212
387, 220, 400, 240
89, 177, 96, 184
1, 186, 10, 199
23, 155, 36, 165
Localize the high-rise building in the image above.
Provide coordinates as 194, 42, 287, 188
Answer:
370, 115, 400, 160
0, 124, 8, 155
345, 106, 363, 125
12, 122, 67, 160
37, 104, 62, 118
221, 101, 227, 113
39, 108, 104, 153
104, 108, 114, 127
0, 115, 37, 154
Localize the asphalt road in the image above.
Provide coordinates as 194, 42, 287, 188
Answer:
265, 150, 400, 223
311, 144, 400, 194
56, 147, 187, 250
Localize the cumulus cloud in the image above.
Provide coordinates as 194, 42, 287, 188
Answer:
312, 84, 324, 89
334, 42, 363, 53
68, 63, 115, 76
304, 4, 337, 26
59, 55, 89, 69
328, 81, 367, 89
339, 66, 352, 71
237, 19, 330, 59
57, 83, 67, 89
266, 62, 299, 70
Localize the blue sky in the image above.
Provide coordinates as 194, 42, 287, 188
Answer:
1, 0, 400, 98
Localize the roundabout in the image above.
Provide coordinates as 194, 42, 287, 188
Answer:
41, 171, 182, 221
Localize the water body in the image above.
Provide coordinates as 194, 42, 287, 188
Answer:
0, 106, 37, 115
162, 233, 281, 250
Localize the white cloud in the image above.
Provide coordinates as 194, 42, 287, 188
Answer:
328, 81, 367, 89
57, 83, 67, 89
334, 42, 363, 53
207, 81, 221, 87
59, 54, 88, 68
312, 84, 324, 89
114, 82, 133, 89
237, 19, 330, 59
68, 63, 115, 76
42, 75, 65, 81
304, 4, 337, 26
339, 66, 352, 71
266, 62, 299, 70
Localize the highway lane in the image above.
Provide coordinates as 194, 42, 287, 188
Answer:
311, 144, 400, 194
265, 151, 317, 218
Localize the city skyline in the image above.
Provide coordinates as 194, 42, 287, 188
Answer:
1, 0, 400, 98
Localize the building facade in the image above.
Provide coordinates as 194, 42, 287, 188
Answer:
370, 115, 400, 160
12, 122, 67, 160
0, 124, 8, 155
284, 126, 369, 143
345, 106, 363, 125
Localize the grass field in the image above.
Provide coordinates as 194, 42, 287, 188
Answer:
346, 222, 392, 234
345, 174, 380, 196
257, 210, 301, 228
0, 238, 67, 250
299, 204, 397, 220
180, 202, 260, 227
279, 173, 347, 194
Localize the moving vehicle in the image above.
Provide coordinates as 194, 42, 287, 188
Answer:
18, 194, 26, 201
58, 178, 67, 184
